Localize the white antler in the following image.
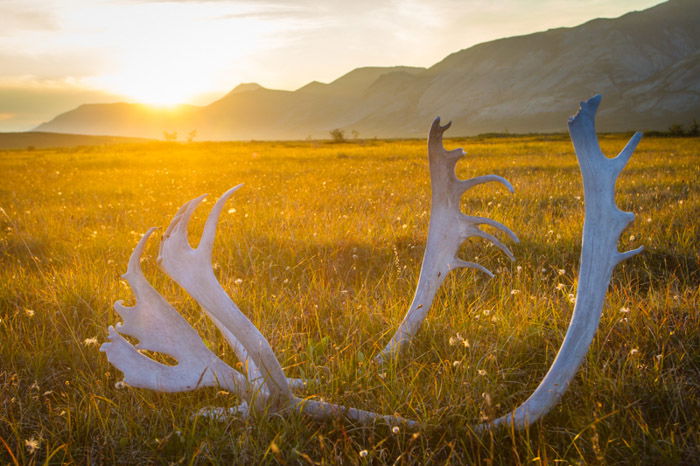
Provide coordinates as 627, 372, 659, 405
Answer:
104, 187, 416, 425
376, 118, 518, 363
485, 94, 643, 429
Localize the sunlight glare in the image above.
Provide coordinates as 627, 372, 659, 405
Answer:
76, 1, 280, 106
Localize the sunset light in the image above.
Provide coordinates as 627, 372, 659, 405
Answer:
0, 0, 667, 131
77, 2, 276, 106
1, 0, 697, 462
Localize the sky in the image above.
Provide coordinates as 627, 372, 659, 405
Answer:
0, 0, 665, 131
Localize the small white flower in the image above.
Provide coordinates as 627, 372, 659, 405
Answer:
359, 450, 368, 458
510, 289, 520, 295
234, 278, 243, 285
558, 269, 566, 276
24, 308, 35, 317
556, 283, 566, 290
83, 337, 98, 346
620, 307, 630, 313
477, 369, 487, 376
114, 381, 127, 389
24, 438, 40, 454
629, 348, 639, 356
392, 426, 400, 434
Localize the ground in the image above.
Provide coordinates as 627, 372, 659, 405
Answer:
0, 135, 698, 464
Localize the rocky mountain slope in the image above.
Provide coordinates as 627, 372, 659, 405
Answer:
36, 0, 700, 139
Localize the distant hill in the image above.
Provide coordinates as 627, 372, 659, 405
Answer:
0, 132, 152, 150
36, 0, 700, 140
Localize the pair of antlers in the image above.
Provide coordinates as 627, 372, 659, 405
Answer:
101, 95, 643, 430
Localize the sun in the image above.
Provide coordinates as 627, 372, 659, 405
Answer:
71, 0, 284, 107
93, 62, 211, 107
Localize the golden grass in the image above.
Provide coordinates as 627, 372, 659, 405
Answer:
0, 135, 698, 464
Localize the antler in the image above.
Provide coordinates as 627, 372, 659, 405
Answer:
375, 118, 518, 363
484, 95, 643, 429
103, 187, 416, 425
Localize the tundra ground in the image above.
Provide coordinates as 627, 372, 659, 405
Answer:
0, 135, 697, 464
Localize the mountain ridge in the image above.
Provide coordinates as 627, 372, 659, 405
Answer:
36, 0, 700, 140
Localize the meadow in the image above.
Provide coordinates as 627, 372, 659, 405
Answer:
0, 134, 697, 464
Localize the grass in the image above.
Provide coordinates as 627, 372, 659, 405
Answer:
0, 135, 698, 464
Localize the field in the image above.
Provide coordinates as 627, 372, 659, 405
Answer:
0, 134, 698, 464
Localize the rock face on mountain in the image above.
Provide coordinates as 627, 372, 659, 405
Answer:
36, 0, 700, 139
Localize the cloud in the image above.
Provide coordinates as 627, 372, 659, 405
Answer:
0, 50, 110, 80
0, 5, 58, 36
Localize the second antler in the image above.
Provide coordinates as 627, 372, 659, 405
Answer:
376, 118, 518, 363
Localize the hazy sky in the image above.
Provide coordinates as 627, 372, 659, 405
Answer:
1, 0, 665, 130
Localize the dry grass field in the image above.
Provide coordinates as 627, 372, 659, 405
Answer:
0, 134, 698, 464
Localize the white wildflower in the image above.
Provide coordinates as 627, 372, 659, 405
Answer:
25, 438, 40, 453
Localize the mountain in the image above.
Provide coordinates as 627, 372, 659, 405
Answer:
36, 0, 700, 140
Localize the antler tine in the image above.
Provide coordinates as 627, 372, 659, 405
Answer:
484, 95, 643, 430
101, 228, 247, 395
198, 184, 243, 259
458, 174, 514, 194
162, 194, 207, 250
463, 215, 519, 242
376, 117, 518, 363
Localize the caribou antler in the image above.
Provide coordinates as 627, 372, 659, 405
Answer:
102, 187, 415, 425
102, 95, 642, 431
485, 94, 643, 429
376, 118, 518, 363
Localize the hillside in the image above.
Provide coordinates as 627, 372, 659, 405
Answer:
36, 0, 700, 139
0, 131, 152, 150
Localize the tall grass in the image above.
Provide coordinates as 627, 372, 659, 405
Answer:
0, 135, 698, 464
